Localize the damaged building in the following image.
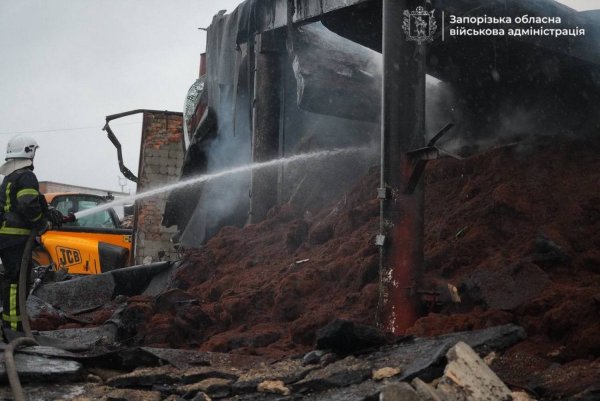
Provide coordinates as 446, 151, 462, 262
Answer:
159, 0, 600, 333
3, 0, 600, 400
167, 0, 600, 247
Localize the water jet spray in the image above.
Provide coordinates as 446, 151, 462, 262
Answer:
75, 147, 369, 220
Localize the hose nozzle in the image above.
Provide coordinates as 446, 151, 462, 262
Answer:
63, 212, 77, 223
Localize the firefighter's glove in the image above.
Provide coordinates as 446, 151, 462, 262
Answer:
36, 222, 49, 235
46, 207, 64, 228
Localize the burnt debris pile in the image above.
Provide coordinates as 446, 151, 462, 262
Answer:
24, 135, 600, 399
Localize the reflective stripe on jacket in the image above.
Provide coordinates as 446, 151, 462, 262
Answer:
0, 167, 47, 236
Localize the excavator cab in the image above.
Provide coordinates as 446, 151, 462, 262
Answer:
33, 193, 133, 275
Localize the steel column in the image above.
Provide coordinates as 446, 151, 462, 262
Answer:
249, 33, 282, 223
378, 0, 426, 334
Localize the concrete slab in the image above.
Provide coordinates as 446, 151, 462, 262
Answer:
365, 324, 526, 382
0, 344, 81, 360
36, 324, 117, 350
26, 295, 64, 321
142, 262, 179, 296
35, 274, 115, 314
379, 383, 422, 401
0, 384, 88, 401
0, 353, 83, 383
291, 356, 372, 393
437, 341, 512, 401
304, 380, 383, 401
412, 378, 444, 401
107, 365, 180, 388
111, 262, 172, 296
138, 347, 269, 370
33, 262, 172, 319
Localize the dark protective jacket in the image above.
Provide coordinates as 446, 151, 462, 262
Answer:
0, 167, 48, 242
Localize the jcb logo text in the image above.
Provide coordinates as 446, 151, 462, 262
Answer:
56, 247, 81, 267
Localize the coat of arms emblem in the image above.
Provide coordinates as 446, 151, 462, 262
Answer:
403, 6, 437, 43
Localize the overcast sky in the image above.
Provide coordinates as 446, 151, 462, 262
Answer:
0, 0, 243, 193
0, 0, 598, 193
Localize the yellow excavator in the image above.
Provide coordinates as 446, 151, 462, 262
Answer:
33, 192, 132, 275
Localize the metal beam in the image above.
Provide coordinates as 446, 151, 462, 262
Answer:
378, 0, 426, 334
249, 33, 282, 223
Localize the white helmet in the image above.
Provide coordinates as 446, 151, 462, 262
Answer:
5, 135, 39, 160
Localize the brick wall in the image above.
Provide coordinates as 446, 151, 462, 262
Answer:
133, 111, 185, 265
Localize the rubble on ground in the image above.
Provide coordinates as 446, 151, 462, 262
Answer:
0, 325, 530, 400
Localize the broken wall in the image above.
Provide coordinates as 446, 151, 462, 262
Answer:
133, 111, 185, 264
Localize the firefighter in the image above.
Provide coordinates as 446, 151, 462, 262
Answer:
0, 135, 63, 335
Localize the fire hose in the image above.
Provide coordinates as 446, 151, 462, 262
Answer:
5, 212, 76, 401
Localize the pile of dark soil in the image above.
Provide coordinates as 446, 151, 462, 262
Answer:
124, 169, 382, 357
